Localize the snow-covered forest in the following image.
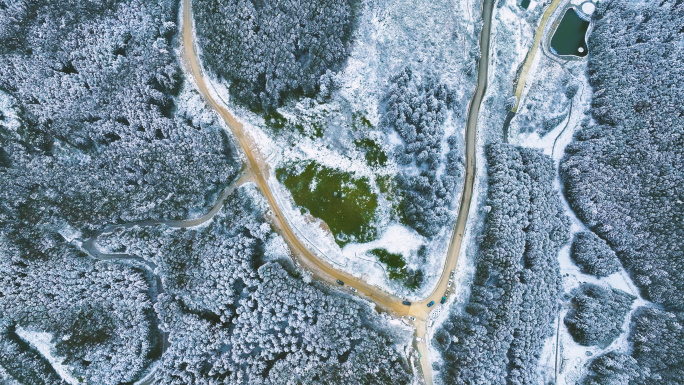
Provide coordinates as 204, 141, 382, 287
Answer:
432, 144, 570, 384
193, 0, 355, 111
0, 0, 238, 233
98, 187, 412, 384
2, 0, 683, 383
559, 0, 684, 382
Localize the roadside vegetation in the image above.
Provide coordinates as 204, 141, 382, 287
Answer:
433, 144, 570, 384
0, 0, 414, 383
368, 248, 423, 289
276, 161, 379, 246
383, 68, 463, 237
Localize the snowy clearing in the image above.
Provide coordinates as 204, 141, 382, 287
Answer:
14, 326, 78, 385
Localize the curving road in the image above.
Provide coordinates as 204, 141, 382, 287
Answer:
90, 0, 499, 383
79, 0, 494, 382
512, 0, 563, 111
412, 0, 495, 380
181, 0, 408, 315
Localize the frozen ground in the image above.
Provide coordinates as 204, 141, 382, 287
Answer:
191, 0, 484, 299
477, 0, 551, 144
14, 326, 78, 385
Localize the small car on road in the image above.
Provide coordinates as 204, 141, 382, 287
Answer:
427, 301, 435, 307
336, 279, 344, 286
349, 287, 357, 293
408, 316, 416, 321
440, 296, 447, 304
402, 300, 411, 306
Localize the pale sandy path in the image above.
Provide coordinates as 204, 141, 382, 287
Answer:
178, 0, 493, 381
513, 0, 564, 111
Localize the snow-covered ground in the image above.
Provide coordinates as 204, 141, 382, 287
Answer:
476, 0, 551, 143
14, 326, 78, 385
189, 0, 485, 299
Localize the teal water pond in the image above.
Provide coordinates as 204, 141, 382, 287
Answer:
551, 8, 590, 57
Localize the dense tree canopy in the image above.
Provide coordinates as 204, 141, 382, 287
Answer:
0, 240, 158, 384
570, 231, 621, 277
564, 284, 634, 348
560, 0, 684, 309
384, 68, 462, 237
0, 0, 238, 235
434, 144, 569, 384
562, 1, 684, 381
194, 0, 355, 111
107, 188, 412, 384
583, 307, 684, 385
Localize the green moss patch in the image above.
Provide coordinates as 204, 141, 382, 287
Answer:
369, 248, 406, 280
276, 161, 378, 246
354, 138, 387, 167
369, 248, 424, 289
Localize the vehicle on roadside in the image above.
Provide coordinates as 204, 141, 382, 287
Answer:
427, 301, 435, 307
450, 271, 455, 278
349, 287, 357, 292
336, 279, 344, 285
440, 296, 447, 304
408, 316, 416, 321
402, 300, 411, 306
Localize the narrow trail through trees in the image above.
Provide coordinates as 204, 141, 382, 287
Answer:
80, 172, 250, 385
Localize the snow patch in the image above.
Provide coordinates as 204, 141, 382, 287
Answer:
15, 326, 79, 385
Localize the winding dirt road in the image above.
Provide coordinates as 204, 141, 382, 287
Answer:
181, 0, 408, 314
79, 0, 493, 382
108, 0, 499, 382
